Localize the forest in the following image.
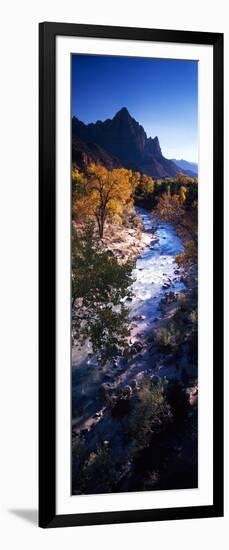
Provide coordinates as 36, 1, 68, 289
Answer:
71, 163, 198, 494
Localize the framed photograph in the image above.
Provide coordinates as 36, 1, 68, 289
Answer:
39, 22, 224, 528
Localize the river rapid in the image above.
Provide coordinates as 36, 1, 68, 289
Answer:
128, 206, 184, 324
72, 207, 185, 431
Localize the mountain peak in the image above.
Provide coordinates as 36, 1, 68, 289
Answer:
72, 109, 192, 178
114, 107, 131, 119
145, 135, 162, 157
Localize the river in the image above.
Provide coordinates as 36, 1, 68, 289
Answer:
72, 207, 185, 432
129, 207, 184, 323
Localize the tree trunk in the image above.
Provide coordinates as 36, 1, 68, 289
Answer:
99, 219, 104, 238
99, 211, 106, 238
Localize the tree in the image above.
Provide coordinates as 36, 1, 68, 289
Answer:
175, 172, 197, 185
73, 445, 116, 495
73, 164, 133, 238
179, 185, 188, 203
156, 192, 198, 268
176, 240, 197, 267
72, 225, 134, 364
72, 166, 86, 202
185, 182, 198, 209
156, 193, 197, 246
139, 174, 154, 197
130, 171, 141, 191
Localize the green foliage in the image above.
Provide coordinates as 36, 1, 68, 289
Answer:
154, 291, 198, 371
153, 323, 181, 349
128, 378, 171, 451
73, 445, 116, 495
72, 224, 134, 364
134, 172, 198, 218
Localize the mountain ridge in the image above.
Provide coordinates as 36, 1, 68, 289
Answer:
72, 108, 194, 179
171, 158, 198, 177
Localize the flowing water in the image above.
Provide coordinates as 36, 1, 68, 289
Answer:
129, 207, 184, 323
72, 207, 185, 430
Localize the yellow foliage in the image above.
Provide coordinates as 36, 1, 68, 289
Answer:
175, 173, 197, 184
179, 185, 188, 202
73, 164, 134, 237
141, 174, 154, 194
157, 193, 182, 219
130, 171, 141, 190
72, 167, 85, 185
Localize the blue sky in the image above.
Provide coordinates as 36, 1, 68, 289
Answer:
72, 54, 198, 162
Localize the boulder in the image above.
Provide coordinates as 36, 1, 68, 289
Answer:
162, 282, 171, 289
131, 341, 144, 354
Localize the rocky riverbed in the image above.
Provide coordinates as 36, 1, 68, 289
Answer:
100, 209, 158, 263
72, 207, 198, 494
72, 207, 192, 431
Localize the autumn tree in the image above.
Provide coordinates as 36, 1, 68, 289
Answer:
179, 185, 188, 203
156, 193, 198, 268
129, 171, 141, 191
73, 164, 133, 238
175, 172, 197, 185
72, 166, 86, 202
139, 174, 154, 197
156, 193, 197, 246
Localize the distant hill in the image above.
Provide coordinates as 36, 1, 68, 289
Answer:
72, 107, 194, 179
171, 159, 198, 177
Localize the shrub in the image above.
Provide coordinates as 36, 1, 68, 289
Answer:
74, 445, 116, 494
128, 378, 172, 451
153, 323, 180, 349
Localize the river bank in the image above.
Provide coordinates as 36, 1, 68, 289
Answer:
72, 206, 198, 494
72, 207, 197, 426
98, 207, 158, 263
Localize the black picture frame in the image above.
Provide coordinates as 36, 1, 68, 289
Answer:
39, 22, 224, 528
